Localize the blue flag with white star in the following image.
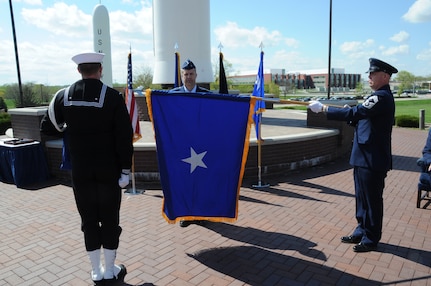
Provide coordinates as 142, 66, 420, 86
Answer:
146, 90, 256, 223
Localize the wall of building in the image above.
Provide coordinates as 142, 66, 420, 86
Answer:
229, 70, 361, 91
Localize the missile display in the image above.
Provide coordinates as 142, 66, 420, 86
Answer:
152, 0, 212, 85
93, 4, 113, 87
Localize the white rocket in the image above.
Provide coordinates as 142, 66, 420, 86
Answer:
92, 4, 113, 87
152, 0, 213, 85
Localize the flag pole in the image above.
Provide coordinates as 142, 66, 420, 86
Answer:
252, 43, 269, 189
124, 47, 144, 195
252, 112, 269, 189
258, 97, 344, 108
125, 154, 144, 194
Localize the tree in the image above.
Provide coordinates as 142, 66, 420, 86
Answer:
394, 71, 415, 95
5, 82, 40, 107
0, 97, 7, 112
268, 82, 280, 97
355, 81, 365, 96
133, 65, 154, 89
36, 84, 50, 104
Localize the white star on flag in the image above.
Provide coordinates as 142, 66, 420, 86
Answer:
182, 147, 208, 173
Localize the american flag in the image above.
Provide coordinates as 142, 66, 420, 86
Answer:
125, 52, 142, 142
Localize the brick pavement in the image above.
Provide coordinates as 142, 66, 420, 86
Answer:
1, 127, 430, 285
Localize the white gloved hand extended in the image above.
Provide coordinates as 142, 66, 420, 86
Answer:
118, 169, 130, 188
308, 100, 325, 113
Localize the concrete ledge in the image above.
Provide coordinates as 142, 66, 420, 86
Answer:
36, 108, 352, 182
8, 107, 48, 116
9, 107, 49, 141
45, 128, 339, 149
250, 129, 338, 145
43, 128, 343, 182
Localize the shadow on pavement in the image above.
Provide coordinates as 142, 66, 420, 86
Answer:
203, 222, 326, 261
189, 245, 380, 286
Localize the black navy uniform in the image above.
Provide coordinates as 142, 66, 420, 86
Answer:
42, 78, 133, 251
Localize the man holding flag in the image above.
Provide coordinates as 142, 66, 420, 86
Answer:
170, 59, 210, 93
146, 89, 256, 227
169, 58, 211, 227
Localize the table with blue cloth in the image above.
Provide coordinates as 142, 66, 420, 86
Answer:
0, 139, 50, 188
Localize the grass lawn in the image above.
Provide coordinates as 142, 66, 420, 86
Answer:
395, 99, 431, 123
5, 99, 15, 109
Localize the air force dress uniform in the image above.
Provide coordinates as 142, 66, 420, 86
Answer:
325, 58, 398, 251
169, 59, 210, 93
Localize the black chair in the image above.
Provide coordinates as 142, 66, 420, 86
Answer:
417, 157, 431, 208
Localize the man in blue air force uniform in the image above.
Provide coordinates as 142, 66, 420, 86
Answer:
40, 52, 133, 285
170, 59, 210, 93
308, 58, 398, 252
169, 59, 210, 228
169, 59, 210, 227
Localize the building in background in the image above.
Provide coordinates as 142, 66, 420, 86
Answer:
229, 68, 361, 93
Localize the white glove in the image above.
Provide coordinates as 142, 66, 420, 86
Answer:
308, 100, 324, 113
118, 169, 130, 188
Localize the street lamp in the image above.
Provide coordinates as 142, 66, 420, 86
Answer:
327, 0, 332, 99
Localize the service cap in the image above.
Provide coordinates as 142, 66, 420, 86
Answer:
366, 58, 398, 75
182, 59, 196, 70
71, 52, 105, 65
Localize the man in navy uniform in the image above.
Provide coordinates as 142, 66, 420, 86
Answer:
41, 52, 133, 284
170, 59, 210, 93
308, 58, 398, 252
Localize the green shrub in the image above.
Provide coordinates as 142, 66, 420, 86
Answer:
0, 97, 7, 112
0, 112, 11, 135
396, 115, 419, 128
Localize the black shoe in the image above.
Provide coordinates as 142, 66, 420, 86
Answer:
180, 220, 206, 227
104, 264, 127, 286
353, 243, 377, 253
180, 220, 191, 227
93, 280, 104, 286
341, 235, 361, 244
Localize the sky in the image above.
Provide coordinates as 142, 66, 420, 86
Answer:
0, 0, 430, 86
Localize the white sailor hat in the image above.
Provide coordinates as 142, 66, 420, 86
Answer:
71, 52, 105, 65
